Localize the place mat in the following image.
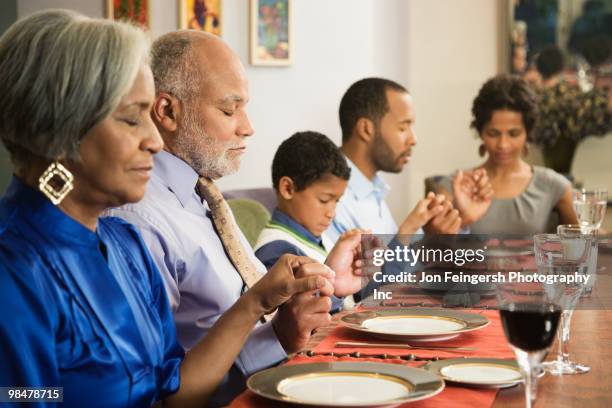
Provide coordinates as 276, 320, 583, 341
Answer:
313, 309, 514, 359
228, 354, 499, 408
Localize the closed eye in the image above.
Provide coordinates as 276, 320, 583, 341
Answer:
120, 118, 139, 126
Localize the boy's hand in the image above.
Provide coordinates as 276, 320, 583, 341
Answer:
325, 229, 368, 297
350, 233, 387, 278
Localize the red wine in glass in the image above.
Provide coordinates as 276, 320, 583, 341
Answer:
500, 304, 561, 351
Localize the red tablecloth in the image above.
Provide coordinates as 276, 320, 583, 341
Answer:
229, 355, 499, 408
229, 310, 514, 408
313, 309, 514, 359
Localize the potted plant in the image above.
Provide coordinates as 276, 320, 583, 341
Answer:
533, 81, 611, 174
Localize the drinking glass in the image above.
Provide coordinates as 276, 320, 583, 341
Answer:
573, 189, 605, 293
540, 226, 594, 375
496, 265, 562, 408
573, 189, 607, 231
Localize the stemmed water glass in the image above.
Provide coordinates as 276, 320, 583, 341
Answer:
573, 189, 607, 231
573, 188, 606, 293
540, 226, 594, 375
496, 266, 562, 408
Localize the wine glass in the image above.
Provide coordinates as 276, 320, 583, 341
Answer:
540, 226, 594, 375
573, 189, 607, 231
496, 265, 562, 408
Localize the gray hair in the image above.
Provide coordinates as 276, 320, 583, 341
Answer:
150, 30, 209, 102
0, 9, 149, 168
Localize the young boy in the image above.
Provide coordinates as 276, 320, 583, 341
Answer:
254, 131, 356, 310
255, 131, 351, 266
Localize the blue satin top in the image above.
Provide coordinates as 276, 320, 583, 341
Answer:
0, 178, 184, 407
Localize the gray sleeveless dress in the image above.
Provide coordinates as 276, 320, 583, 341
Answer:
439, 166, 570, 234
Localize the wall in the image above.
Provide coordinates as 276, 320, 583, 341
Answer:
10, 0, 502, 225
13, 0, 413, 213
218, 0, 409, 198
19, 0, 103, 20
404, 0, 502, 215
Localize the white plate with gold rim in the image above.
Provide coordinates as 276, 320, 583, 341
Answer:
424, 358, 522, 388
247, 362, 445, 407
340, 308, 489, 342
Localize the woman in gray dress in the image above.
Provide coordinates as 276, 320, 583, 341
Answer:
436, 74, 578, 234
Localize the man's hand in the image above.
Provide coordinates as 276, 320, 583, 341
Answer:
452, 169, 493, 226
325, 229, 369, 297
423, 200, 462, 234
398, 192, 446, 235
248, 254, 334, 315
271, 258, 335, 353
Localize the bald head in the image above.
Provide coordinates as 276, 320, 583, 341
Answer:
151, 30, 245, 102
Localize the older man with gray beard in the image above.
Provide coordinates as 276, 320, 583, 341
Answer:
107, 30, 363, 406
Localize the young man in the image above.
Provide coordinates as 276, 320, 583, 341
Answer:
327, 77, 493, 242
325, 78, 493, 301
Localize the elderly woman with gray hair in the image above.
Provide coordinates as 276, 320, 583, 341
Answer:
0, 10, 333, 408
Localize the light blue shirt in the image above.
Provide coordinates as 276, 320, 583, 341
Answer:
106, 151, 286, 406
327, 157, 398, 242
326, 158, 424, 301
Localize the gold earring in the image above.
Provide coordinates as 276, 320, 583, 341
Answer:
38, 161, 74, 205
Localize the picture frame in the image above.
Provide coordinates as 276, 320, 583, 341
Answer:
249, 0, 293, 66
178, 0, 222, 36
105, 0, 150, 30
507, 0, 612, 74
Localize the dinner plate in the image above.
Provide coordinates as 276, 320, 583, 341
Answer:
247, 362, 445, 407
424, 358, 522, 388
340, 308, 489, 342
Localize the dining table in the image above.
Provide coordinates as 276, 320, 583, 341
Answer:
229, 241, 612, 408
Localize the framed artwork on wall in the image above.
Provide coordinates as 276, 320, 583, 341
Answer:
179, 0, 222, 36
249, 0, 292, 66
106, 0, 150, 30
508, 0, 612, 75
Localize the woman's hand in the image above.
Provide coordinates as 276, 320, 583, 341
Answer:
452, 169, 493, 226
247, 254, 335, 315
